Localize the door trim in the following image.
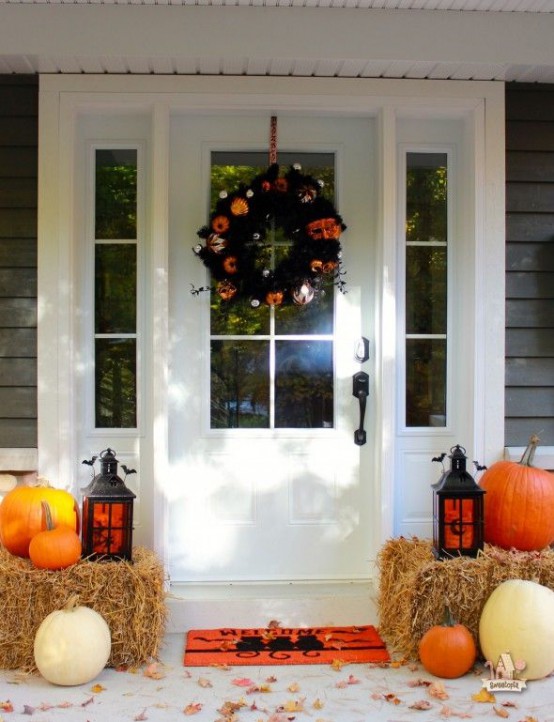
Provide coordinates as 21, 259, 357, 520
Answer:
38, 76, 505, 611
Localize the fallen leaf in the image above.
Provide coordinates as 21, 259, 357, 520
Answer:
22, 705, 35, 715
428, 681, 449, 700
313, 698, 324, 709
266, 675, 278, 683
217, 698, 247, 716
246, 683, 272, 694
277, 698, 305, 713
371, 692, 401, 704
183, 702, 203, 715
501, 701, 518, 708
267, 620, 282, 629
287, 682, 300, 692
493, 706, 509, 718
409, 700, 432, 710
440, 705, 472, 718
91, 684, 106, 694
408, 678, 432, 687
143, 663, 165, 680
472, 687, 496, 703
0, 702, 13, 713
198, 677, 212, 688
331, 658, 348, 670
232, 677, 255, 687
134, 709, 149, 721
384, 692, 402, 705
347, 674, 360, 685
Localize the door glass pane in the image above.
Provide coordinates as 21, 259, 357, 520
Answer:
406, 246, 447, 335
275, 340, 333, 428
406, 338, 446, 427
95, 244, 136, 334
95, 149, 137, 240
95, 338, 137, 428
209, 151, 336, 430
405, 153, 448, 428
406, 153, 447, 244
211, 340, 269, 428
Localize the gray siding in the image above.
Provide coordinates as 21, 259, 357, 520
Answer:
0, 76, 37, 448
506, 83, 554, 446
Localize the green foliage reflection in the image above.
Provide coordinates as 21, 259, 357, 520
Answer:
95, 151, 137, 239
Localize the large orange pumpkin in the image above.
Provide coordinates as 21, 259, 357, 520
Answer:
0, 479, 79, 558
479, 434, 554, 551
418, 608, 477, 679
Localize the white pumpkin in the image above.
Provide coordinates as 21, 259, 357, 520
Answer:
34, 595, 111, 686
479, 579, 554, 680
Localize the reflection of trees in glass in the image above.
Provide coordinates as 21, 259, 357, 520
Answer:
211, 341, 269, 428
95, 161, 137, 239
406, 246, 447, 335
95, 339, 136, 428
406, 165, 447, 243
95, 244, 137, 334
275, 341, 333, 428
405, 156, 448, 428
406, 339, 446, 427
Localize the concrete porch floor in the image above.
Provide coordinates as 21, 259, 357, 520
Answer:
2, 632, 554, 722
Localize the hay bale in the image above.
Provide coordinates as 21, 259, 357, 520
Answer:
0, 546, 167, 672
377, 537, 554, 659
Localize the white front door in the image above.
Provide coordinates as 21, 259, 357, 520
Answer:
167, 115, 377, 586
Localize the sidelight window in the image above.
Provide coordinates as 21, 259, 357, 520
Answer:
404, 152, 448, 428
93, 148, 138, 429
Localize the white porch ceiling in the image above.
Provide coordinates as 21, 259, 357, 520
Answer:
0, 0, 553, 82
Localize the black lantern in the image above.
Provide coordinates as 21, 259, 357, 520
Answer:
432, 444, 485, 559
81, 448, 136, 561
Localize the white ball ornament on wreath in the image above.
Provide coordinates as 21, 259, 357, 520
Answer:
292, 282, 315, 306
479, 579, 554, 680
34, 595, 111, 686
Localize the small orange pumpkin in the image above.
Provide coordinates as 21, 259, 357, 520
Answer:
479, 434, 554, 551
0, 479, 80, 558
29, 502, 82, 570
418, 607, 477, 679
265, 290, 284, 306
222, 255, 238, 275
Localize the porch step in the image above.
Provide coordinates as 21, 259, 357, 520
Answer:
166, 579, 378, 633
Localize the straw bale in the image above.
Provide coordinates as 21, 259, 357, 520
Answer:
377, 537, 554, 660
0, 546, 167, 672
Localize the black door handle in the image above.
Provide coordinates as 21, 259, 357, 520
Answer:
352, 371, 369, 446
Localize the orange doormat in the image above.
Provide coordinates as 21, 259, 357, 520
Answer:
184, 625, 390, 666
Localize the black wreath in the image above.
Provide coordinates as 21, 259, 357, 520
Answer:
192, 163, 347, 307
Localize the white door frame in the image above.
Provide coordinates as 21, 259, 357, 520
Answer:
38, 75, 505, 599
